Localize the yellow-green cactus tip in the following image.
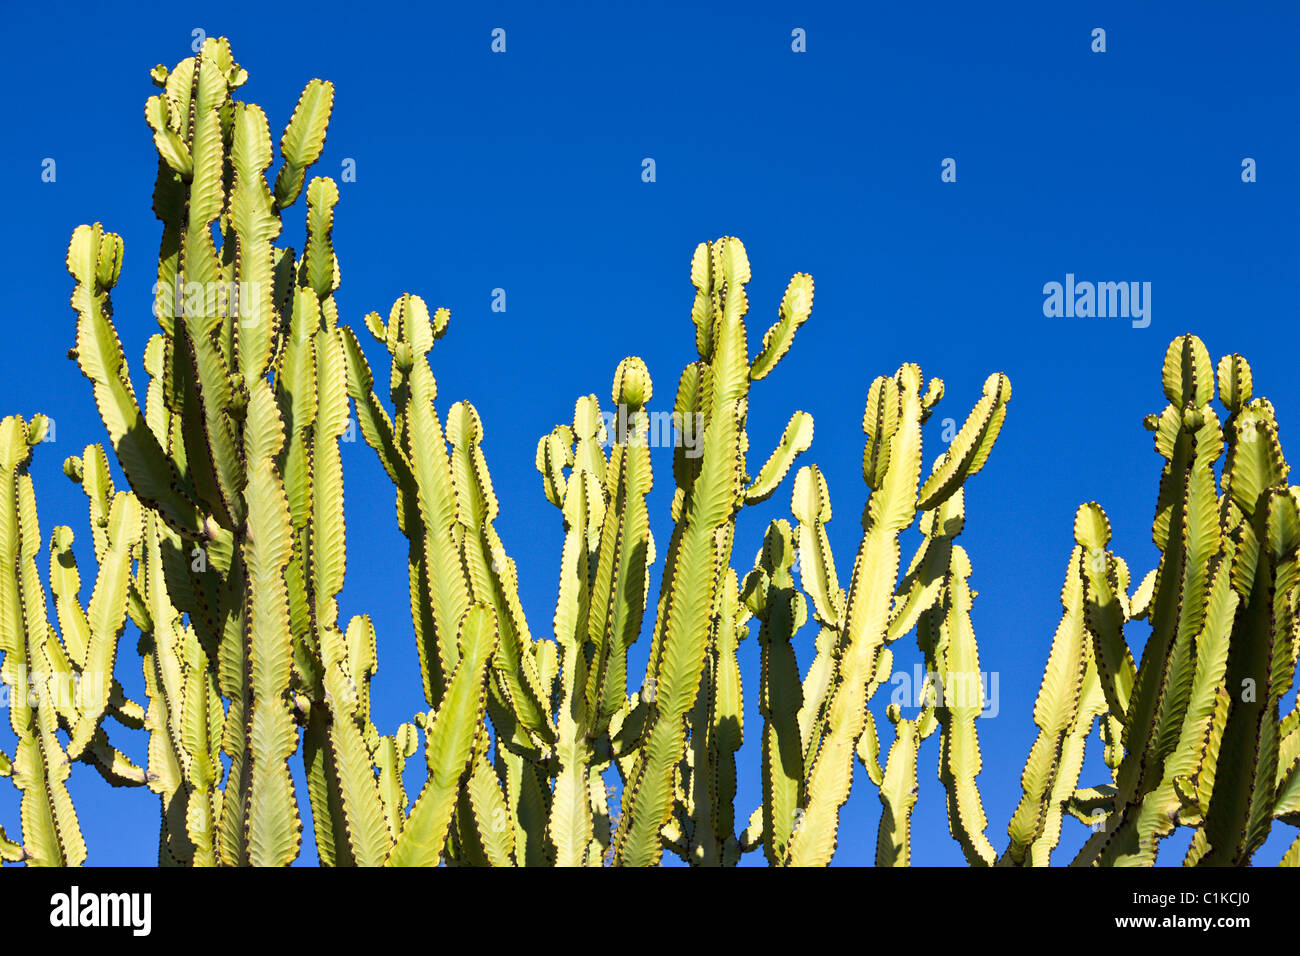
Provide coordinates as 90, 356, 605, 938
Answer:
25, 415, 48, 446
1073, 502, 1111, 549
613, 357, 652, 410
1216, 353, 1252, 413
431, 307, 451, 340
983, 372, 1012, 402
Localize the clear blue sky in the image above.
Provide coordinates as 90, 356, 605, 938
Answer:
1, 0, 1297, 866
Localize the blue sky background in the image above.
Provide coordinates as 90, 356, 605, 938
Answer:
1, 0, 1297, 866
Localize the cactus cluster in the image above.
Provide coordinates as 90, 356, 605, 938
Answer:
0, 40, 1295, 866
1004, 336, 1300, 867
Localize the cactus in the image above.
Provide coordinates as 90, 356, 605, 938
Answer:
1, 39, 1297, 867
1001, 335, 1300, 867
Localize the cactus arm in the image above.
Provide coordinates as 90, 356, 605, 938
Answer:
1029, 649, 1107, 867
229, 101, 281, 388
749, 273, 814, 381
933, 545, 997, 865
108, 682, 147, 729
1197, 488, 1298, 863
66, 225, 203, 538
735, 805, 764, 853
684, 675, 716, 863
28, 603, 147, 790
341, 320, 448, 706
300, 430, 364, 862
613, 421, 728, 868
668, 363, 705, 507
855, 709, 885, 785
48, 526, 91, 667
746, 522, 805, 865
347, 300, 463, 717
300, 723, 347, 867
276, 288, 320, 660
547, 466, 598, 867
580, 410, 621, 724
66, 494, 143, 760
449, 795, 484, 867
308, 617, 392, 866
915, 374, 1011, 512
80, 733, 148, 787
1079, 514, 1138, 722
712, 570, 747, 865
888, 536, 950, 644
41, 528, 149, 785
179, 624, 225, 867
272, 178, 343, 706
586, 769, 613, 866
1130, 568, 1158, 620
797, 624, 840, 774
536, 427, 572, 509
144, 89, 192, 177
613, 436, 723, 866
791, 465, 844, 629
0, 417, 88, 866
227, 381, 301, 866
148, 150, 207, 512
209, 579, 251, 858
1181, 730, 1228, 865
273, 79, 334, 211
613, 239, 762, 866
394, 297, 470, 705
744, 411, 814, 505
685, 568, 746, 865
139, 517, 184, 846
388, 604, 499, 866
1066, 785, 1118, 823
875, 713, 920, 866
446, 403, 554, 752
888, 480, 968, 647
339, 326, 412, 489
1130, 412, 1222, 791
66, 445, 116, 562
588, 366, 655, 730
137, 510, 218, 865
1036, 650, 1107, 870
177, 44, 245, 528
548, 746, 590, 867
1003, 528, 1100, 866
497, 733, 553, 866
375, 724, 418, 839
464, 744, 517, 866
301, 177, 341, 299
464, 485, 555, 757
1111, 547, 1238, 862
787, 367, 925, 866
281, 186, 380, 866
145, 47, 237, 530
